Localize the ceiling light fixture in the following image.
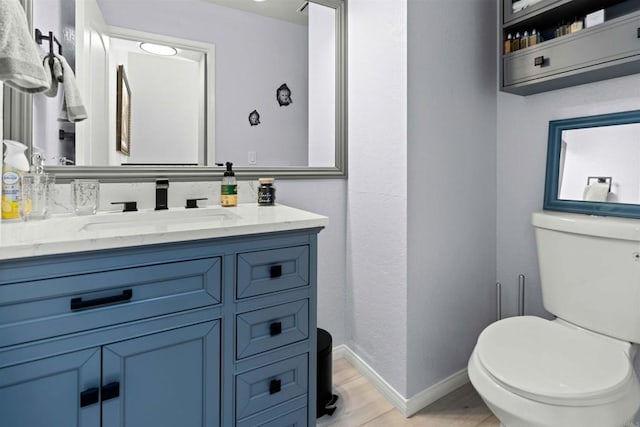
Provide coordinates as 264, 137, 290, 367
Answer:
139, 42, 178, 56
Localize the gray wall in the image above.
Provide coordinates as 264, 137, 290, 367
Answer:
346, 0, 409, 395
406, 0, 497, 397
497, 74, 640, 319
344, 0, 498, 398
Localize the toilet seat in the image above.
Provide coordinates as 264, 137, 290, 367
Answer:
476, 316, 633, 407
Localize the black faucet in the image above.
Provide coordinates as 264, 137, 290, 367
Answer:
155, 179, 169, 210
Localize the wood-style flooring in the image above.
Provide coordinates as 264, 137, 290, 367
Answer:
317, 358, 500, 427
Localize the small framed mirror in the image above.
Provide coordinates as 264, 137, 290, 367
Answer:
544, 109, 640, 219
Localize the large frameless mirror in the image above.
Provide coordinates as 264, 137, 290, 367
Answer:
544, 109, 640, 219
3, 0, 347, 181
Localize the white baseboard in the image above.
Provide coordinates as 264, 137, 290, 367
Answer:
331, 344, 469, 417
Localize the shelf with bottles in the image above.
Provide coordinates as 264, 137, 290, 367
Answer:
503, 0, 640, 55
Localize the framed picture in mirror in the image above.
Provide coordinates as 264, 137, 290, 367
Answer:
116, 64, 131, 156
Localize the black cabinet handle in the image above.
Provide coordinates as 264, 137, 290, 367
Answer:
269, 322, 282, 336
534, 56, 545, 67
637, 27, 640, 38
80, 387, 100, 407
102, 382, 120, 401
70, 289, 133, 311
269, 379, 281, 394
270, 265, 282, 278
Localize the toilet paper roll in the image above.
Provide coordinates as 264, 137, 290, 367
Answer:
583, 182, 609, 202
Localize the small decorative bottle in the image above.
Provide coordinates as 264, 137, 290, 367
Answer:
504, 33, 512, 54
221, 162, 237, 207
520, 31, 529, 49
512, 32, 521, 52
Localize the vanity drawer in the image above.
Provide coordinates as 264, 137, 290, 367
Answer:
236, 405, 307, 427
0, 257, 221, 348
504, 13, 640, 87
236, 353, 308, 421
236, 246, 309, 299
236, 299, 309, 359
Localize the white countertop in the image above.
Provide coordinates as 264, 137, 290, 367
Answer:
0, 204, 328, 261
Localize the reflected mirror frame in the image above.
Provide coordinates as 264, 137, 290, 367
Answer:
3, 0, 347, 182
543, 109, 640, 219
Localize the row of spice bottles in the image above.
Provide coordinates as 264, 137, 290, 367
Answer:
504, 30, 540, 54
503, 17, 586, 55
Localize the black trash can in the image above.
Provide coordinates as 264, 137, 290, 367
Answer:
317, 328, 338, 417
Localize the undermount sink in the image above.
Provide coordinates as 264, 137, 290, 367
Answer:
80, 207, 240, 232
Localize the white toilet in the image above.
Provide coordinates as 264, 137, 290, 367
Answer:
468, 211, 640, 427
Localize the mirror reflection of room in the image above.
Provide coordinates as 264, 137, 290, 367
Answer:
557, 123, 640, 204
28, 0, 337, 168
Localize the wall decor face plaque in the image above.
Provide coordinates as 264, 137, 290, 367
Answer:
276, 83, 292, 107
248, 110, 261, 126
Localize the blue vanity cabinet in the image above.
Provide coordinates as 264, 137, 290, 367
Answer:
0, 227, 321, 427
0, 319, 220, 427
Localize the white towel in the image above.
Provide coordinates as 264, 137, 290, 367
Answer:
42, 53, 62, 97
52, 54, 87, 123
0, 0, 49, 93
583, 182, 609, 202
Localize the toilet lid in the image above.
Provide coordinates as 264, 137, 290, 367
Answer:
476, 316, 633, 406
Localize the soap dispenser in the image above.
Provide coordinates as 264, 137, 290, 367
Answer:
221, 162, 237, 207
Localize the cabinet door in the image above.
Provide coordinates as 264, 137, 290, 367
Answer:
101, 320, 220, 427
0, 348, 101, 427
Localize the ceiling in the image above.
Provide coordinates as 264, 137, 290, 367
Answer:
204, 0, 309, 25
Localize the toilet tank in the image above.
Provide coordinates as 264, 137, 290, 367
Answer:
532, 211, 640, 344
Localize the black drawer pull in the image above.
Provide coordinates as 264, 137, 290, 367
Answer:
80, 387, 100, 407
270, 265, 282, 278
70, 289, 133, 311
102, 382, 120, 401
637, 27, 640, 38
269, 379, 281, 394
269, 322, 282, 336
534, 56, 545, 67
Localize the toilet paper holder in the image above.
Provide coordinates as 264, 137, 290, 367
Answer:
586, 176, 612, 193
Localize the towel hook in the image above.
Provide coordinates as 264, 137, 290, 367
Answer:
35, 28, 62, 67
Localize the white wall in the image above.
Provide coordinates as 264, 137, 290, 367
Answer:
346, 0, 409, 395
406, 0, 497, 397
97, 0, 308, 167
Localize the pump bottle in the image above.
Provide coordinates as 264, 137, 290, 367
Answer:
221, 162, 237, 207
